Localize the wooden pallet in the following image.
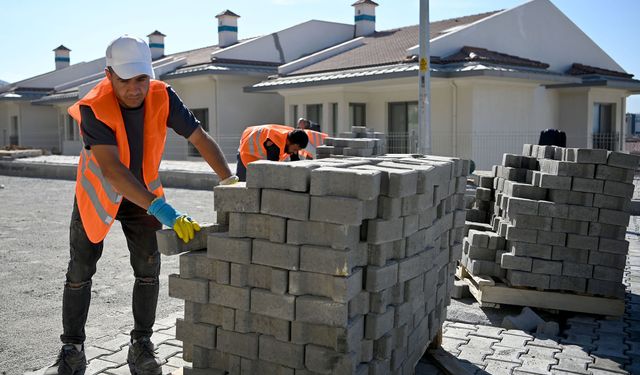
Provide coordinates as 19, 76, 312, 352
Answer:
456, 265, 625, 316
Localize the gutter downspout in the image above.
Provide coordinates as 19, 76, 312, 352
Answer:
450, 80, 458, 156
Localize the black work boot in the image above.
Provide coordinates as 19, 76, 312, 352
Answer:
43, 344, 86, 375
127, 337, 163, 375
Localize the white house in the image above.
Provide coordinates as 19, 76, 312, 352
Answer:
1, 0, 639, 169
248, 0, 640, 169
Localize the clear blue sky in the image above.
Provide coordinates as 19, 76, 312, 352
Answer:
1, 0, 638, 112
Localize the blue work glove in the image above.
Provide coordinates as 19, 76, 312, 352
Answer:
148, 198, 200, 243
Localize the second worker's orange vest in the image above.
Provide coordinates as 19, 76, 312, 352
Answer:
68, 77, 170, 243
238, 124, 293, 166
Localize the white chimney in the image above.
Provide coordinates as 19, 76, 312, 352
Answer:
352, 0, 378, 37
147, 30, 166, 60
216, 9, 240, 48
53, 45, 71, 70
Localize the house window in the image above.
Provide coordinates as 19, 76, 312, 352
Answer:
10, 116, 19, 145
188, 108, 209, 157
331, 103, 338, 136
349, 103, 366, 128
388, 102, 418, 153
306, 104, 323, 128
291, 105, 299, 127
65, 115, 79, 141
592, 103, 617, 150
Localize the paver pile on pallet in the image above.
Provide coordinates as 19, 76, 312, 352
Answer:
461, 144, 639, 301
162, 154, 469, 375
316, 126, 386, 158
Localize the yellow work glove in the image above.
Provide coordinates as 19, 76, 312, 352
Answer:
173, 215, 201, 243
219, 175, 240, 185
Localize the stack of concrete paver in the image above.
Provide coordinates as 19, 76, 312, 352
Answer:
462, 144, 639, 301
165, 154, 468, 375
465, 171, 496, 224
317, 126, 386, 158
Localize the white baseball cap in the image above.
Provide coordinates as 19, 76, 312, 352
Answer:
105, 35, 155, 79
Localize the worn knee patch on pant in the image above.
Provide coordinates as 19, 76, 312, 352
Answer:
65, 280, 92, 289
135, 276, 159, 286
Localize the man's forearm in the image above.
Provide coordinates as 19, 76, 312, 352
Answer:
103, 162, 157, 209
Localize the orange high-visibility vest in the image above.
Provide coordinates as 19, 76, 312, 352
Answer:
68, 77, 170, 243
299, 129, 327, 159
238, 124, 293, 166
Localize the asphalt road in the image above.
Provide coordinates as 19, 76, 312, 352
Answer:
0, 175, 215, 375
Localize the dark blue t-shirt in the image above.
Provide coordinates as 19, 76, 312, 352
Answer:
80, 86, 199, 183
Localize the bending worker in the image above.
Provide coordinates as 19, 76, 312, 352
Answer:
236, 124, 309, 181
45, 35, 237, 375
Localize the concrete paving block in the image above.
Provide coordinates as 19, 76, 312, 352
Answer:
366, 217, 404, 244
539, 159, 595, 178
251, 239, 300, 271
270, 268, 289, 295
180, 250, 216, 280
507, 270, 550, 289
537, 201, 569, 219
509, 214, 552, 231
351, 165, 418, 198
258, 334, 305, 369
213, 182, 261, 213
222, 307, 235, 331
288, 268, 362, 303
598, 237, 629, 255
176, 318, 217, 349
505, 225, 537, 244
565, 148, 608, 164
168, 274, 208, 304
234, 310, 289, 340
401, 192, 433, 216
378, 196, 402, 219
250, 288, 295, 321
595, 164, 635, 183
587, 279, 625, 299
598, 208, 631, 227
157, 224, 227, 256
209, 282, 250, 310
467, 245, 497, 261
228, 213, 286, 243
603, 180, 634, 199
299, 244, 365, 277
214, 260, 230, 284
504, 180, 547, 200
567, 191, 594, 206
310, 167, 381, 200
398, 251, 431, 283
522, 144, 533, 156
365, 306, 395, 340
531, 259, 562, 275
468, 229, 490, 248
567, 205, 599, 222
589, 222, 626, 242
537, 231, 566, 247
593, 266, 624, 282
402, 214, 419, 237
207, 233, 252, 264
216, 329, 259, 359
291, 315, 364, 353
260, 189, 310, 221
572, 177, 604, 194
532, 172, 572, 190
506, 241, 552, 261
593, 194, 630, 211
552, 218, 589, 235
502, 153, 522, 168
349, 291, 370, 318
606, 151, 640, 169
246, 159, 323, 192
500, 253, 533, 272
309, 195, 364, 225
552, 247, 589, 264
296, 295, 349, 327
287, 220, 359, 250
305, 344, 359, 374
466, 258, 505, 278
566, 234, 599, 251
588, 251, 626, 269
365, 261, 399, 292
547, 189, 570, 204
230, 263, 249, 287
562, 261, 593, 279
367, 240, 405, 266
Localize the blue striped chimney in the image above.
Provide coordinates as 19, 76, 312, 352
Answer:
53, 45, 71, 70
147, 30, 166, 60
216, 10, 240, 48
352, 0, 378, 37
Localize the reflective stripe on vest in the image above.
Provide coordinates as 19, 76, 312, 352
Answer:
82, 148, 123, 205
249, 128, 267, 159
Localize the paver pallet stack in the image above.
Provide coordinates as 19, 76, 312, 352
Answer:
317, 126, 386, 158
461, 144, 639, 303
162, 154, 469, 375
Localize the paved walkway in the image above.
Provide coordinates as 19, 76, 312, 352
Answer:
16, 157, 639, 374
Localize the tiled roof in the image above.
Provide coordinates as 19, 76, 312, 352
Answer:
567, 63, 633, 79
441, 46, 550, 69
288, 10, 501, 76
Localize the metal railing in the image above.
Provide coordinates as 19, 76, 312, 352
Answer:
592, 132, 619, 151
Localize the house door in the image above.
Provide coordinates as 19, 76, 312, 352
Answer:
10, 116, 19, 146
592, 103, 617, 150
388, 102, 418, 153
